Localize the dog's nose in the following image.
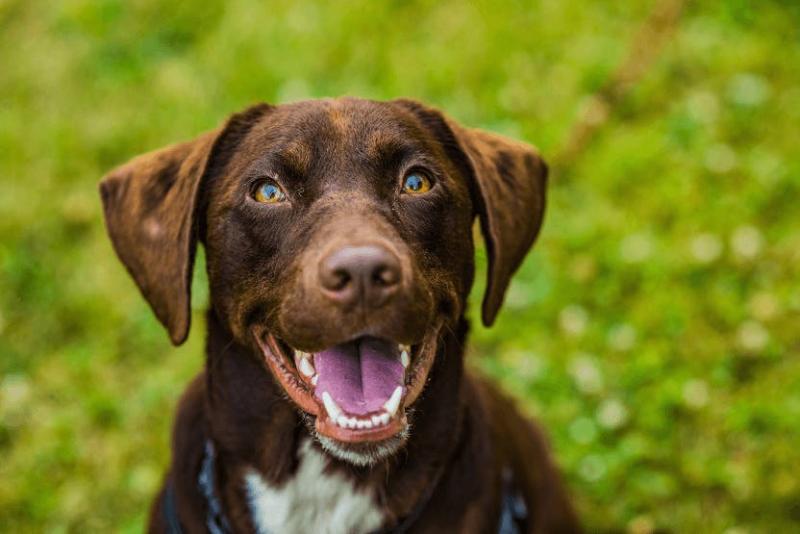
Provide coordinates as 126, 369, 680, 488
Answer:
319, 245, 401, 308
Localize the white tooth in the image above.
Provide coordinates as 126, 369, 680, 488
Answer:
298, 357, 315, 377
322, 392, 342, 420
383, 386, 403, 417
379, 412, 391, 425
363, 419, 373, 429
400, 350, 410, 368
311, 375, 318, 386
347, 417, 358, 429
356, 419, 368, 429
371, 414, 382, 426
337, 415, 349, 428
295, 350, 308, 360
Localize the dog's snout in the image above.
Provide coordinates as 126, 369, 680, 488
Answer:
319, 245, 401, 308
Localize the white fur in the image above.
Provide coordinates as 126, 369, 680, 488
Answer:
245, 439, 385, 534
316, 429, 409, 467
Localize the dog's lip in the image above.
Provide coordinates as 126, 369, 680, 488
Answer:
254, 324, 441, 444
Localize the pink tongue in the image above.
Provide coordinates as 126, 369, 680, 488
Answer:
313, 337, 404, 415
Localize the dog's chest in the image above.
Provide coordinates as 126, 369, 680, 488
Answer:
244, 440, 384, 534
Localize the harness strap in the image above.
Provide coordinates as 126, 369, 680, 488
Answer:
198, 441, 231, 534
497, 467, 528, 534
162, 441, 230, 534
163, 478, 183, 534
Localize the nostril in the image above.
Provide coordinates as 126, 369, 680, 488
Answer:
373, 264, 399, 287
320, 261, 353, 294
331, 268, 352, 291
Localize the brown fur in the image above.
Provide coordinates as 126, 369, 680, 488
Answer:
100, 97, 581, 533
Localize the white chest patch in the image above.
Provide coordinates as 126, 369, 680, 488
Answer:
245, 440, 385, 534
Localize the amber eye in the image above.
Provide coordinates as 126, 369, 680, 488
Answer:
253, 179, 286, 204
402, 171, 432, 194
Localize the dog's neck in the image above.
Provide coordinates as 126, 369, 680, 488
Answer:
201, 310, 470, 531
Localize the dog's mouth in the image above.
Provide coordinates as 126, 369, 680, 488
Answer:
256, 325, 440, 444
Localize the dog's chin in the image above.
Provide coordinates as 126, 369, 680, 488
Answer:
313, 418, 411, 467
254, 322, 441, 466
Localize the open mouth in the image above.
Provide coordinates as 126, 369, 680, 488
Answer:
256, 327, 439, 444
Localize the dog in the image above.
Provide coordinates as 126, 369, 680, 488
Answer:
99, 97, 581, 533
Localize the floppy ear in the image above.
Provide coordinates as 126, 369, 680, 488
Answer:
99, 104, 271, 344
449, 121, 548, 326
394, 100, 548, 327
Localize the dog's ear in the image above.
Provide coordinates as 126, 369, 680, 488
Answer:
99, 104, 271, 344
394, 99, 548, 326
449, 120, 548, 327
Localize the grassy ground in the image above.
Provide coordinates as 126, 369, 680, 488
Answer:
1, 0, 799, 531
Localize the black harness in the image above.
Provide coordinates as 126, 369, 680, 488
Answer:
163, 440, 527, 533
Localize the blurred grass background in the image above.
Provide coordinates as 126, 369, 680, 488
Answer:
1, 0, 799, 532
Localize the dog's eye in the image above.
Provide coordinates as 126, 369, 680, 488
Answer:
402, 171, 432, 195
253, 180, 287, 204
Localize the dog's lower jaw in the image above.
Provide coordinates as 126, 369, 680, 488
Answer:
298, 407, 412, 467
315, 426, 410, 467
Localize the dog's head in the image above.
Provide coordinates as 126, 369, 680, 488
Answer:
100, 98, 546, 465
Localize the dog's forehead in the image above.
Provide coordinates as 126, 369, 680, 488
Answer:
269, 97, 421, 138
231, 98, 436, 174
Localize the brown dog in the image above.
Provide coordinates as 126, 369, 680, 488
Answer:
100, 98, 581, 533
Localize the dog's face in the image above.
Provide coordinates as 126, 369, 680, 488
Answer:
204, 100, 475, 460
100, 98, 547, 465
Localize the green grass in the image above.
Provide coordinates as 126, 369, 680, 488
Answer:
1, 0, 799, 531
